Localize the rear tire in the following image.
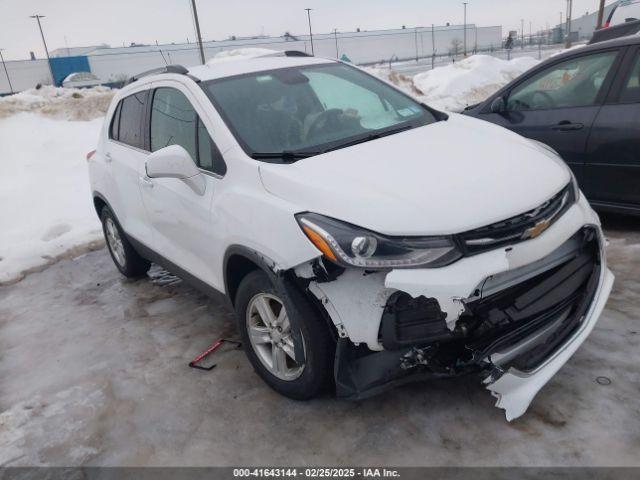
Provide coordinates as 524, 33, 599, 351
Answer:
235, 270, 333, 399
100, 206, 150, 278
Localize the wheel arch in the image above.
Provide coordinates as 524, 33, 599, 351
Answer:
223, 245, 281, 307
92, 191, 112, 219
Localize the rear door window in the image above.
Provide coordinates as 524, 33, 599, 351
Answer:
117, 91, 148, 149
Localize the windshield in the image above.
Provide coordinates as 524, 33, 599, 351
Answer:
201, 63, 437, 161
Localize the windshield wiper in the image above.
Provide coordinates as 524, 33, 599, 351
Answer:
250, 150, 322, 162
320, 124, 416, 154
250, 124, 416, 161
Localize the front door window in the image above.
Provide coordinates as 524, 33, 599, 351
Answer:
507, 51, 618, 111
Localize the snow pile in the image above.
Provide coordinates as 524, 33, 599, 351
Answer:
207, 48, 280, 64
0, 113, 104, 283
0, 86, 115, 121
364, 66, 424, 97
412, 55, 540, 112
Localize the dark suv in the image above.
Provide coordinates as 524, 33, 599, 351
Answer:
464, 35, 640, 215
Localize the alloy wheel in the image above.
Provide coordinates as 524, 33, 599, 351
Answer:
246, 293, 305, 381
105, 217, 126, 268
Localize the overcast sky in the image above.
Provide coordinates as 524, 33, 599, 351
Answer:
0, 0, 615, 60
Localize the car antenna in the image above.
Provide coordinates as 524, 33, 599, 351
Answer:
158, 48, 168, 66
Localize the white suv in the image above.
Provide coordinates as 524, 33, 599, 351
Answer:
88, 51, 613, 420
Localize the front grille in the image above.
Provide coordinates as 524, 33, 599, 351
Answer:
464, 227, 601, 371
458, 184, 574, 255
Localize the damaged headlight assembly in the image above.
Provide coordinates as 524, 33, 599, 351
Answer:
296, 213, 462, 269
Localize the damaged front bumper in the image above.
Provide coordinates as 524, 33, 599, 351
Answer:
298, 195, 613, 420
485, 264, 613, 420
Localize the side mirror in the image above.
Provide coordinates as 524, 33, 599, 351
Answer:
146, 145, 205, 195
490, 96, 506, 113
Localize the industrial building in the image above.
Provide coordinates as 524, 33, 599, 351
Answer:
0, 24, 502, 94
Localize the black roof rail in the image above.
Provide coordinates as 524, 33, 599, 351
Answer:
124, 64, 192, 85
283, 50, 312, 57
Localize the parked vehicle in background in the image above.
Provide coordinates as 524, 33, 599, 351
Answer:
464, 35, 640, 215
590, 19, 640, 45
606, 0, 640, 27
88, 51, 613, 421
62, 71, 102, 88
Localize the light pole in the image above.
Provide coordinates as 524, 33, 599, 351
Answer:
565, 0, 573, 48
463, 2, 468, 56
521, 19, 524, 49
190, 0, 206, 65
305, 8, 315, 55
596, 0, 606, 29
30, 14, 55, 85
431, 23, 436, 69
0, 49, 14, 93
333, 28, 339, 58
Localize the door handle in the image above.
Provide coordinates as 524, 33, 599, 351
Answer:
139, 175, 154, 189
551, 121, 584, 131
104, 152, 112, 162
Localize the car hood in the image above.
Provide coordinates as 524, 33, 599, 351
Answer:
258, 113, 571, 236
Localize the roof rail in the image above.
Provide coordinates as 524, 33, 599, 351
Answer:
124, 64, 190, 85
283, 50, 312, 57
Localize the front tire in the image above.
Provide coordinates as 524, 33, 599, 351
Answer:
100, 206, 150, 278
235, 270, 333, 399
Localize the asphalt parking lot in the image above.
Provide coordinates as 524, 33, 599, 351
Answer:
0, 214, 638, 467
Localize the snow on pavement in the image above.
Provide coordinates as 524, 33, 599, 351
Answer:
0, 113, 104, 283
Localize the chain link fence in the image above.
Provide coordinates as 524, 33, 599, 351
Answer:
0, 24, 570, 94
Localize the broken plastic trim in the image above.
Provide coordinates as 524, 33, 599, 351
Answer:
333, 227, 602, 405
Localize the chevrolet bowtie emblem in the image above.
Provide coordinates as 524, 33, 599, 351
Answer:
522, 218, 551, 240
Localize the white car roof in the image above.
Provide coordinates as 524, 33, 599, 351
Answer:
187, 55, 336, 82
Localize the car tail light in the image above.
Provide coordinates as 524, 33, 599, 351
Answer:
604, 21, 610, 28
86, 149, 96, 161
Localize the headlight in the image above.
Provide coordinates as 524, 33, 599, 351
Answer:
568, 169, 580, 202
296, 213, 462, 269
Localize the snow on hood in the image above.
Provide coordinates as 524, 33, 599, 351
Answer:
259, 114, 570, 236
206, 48, 280, 65
413, 55, 540, 112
